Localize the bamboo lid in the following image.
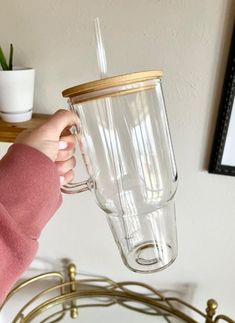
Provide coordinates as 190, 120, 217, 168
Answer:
62, 70, 162, 99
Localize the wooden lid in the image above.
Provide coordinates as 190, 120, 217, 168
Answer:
62, 70, 162, 98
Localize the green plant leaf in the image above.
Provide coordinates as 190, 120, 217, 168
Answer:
0, 46, 9, 70
9, 44, 13, 70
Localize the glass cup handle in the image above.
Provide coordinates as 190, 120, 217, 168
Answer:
61, 178, 93, 194
61, 111, 94, 194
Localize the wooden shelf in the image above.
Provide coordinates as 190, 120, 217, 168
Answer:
0, 114, 49, 143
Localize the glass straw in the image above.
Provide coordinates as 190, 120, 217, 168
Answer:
93, 17, 129, 246
94, 17, 108, 79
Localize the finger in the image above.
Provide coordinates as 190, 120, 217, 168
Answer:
59, 134, 77, 147
56, 135, 77, 162
56, 146, 75, 162
46, 110, 80, 140
55, 156, 76, 176
60, 169, 74, 186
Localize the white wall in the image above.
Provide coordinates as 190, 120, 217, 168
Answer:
0, 0, 235, 321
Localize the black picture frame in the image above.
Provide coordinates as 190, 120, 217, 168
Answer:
209, 26, 235, 176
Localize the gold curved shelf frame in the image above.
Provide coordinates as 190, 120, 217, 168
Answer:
0, 263, 234, 323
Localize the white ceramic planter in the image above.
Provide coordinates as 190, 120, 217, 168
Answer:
0, 67, 35, 122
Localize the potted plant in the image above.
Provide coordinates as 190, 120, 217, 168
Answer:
0, 44, 35, 122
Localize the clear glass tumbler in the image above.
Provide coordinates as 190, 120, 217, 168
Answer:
62, 70, 178, 272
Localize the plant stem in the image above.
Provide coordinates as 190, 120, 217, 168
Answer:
0, 46, 9, 70
9, 44, 13, 70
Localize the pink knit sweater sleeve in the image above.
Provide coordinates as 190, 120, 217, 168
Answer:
0, 144, 62, 304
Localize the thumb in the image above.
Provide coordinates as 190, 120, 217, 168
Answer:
15, 109, 79, 162
44, 109, 79, 141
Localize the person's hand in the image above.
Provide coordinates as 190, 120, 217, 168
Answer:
15, 109, 79, 185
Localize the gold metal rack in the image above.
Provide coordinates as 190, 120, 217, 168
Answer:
0, 263, 234, 323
